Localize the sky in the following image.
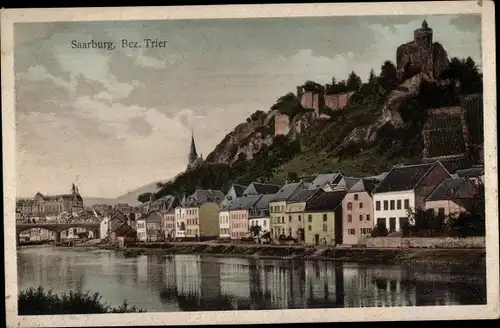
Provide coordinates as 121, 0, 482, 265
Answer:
14, 14, 482, 198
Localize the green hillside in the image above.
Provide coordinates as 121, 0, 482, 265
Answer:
151, 57, 482, 202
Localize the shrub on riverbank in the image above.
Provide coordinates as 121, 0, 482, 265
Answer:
18, 286, 146, 315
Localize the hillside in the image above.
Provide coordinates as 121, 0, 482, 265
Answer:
152, 52, 482, 202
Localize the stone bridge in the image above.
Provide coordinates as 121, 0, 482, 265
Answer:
16, 222, 100, 245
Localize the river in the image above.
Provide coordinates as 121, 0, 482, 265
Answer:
17, 247, 486, 312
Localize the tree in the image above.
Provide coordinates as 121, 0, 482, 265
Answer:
137, 192, 154, 203
287, 171, 299, 182
346, 71, 362, 91
442, 57, 483, 95
250, 225, 262, 238
368, 69, 376, 85
370, 223, 388, 237
379, 60, 398, 91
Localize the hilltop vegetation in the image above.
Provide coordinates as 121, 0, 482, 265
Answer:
148, 56, 482, 202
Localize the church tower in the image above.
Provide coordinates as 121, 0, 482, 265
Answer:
187, 130, 201, 171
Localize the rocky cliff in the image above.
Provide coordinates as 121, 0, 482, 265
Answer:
204, 110, 277, 165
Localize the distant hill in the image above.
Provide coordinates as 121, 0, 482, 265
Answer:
83, 179, 170, 207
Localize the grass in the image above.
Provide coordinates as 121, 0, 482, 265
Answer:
18, 286, 146, 315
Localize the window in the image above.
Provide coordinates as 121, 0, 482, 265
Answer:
359, 215, 363, 221
322, 223, 327, 232
359, 202, 363, 209
397, 200, 402, 210
366, 214, 371, 221
288, 216, 292, 222
348, 229, 356, 235
308, 215, 312, 222
438, 208, 445, 216
404, 199, 410, 209
348, 214, 352, 223
390, 200, 395, 210
354, 194, 359, 200
347, 202, 352, 210
263, 220, 267, 227
308, 225, 312, 231
376, 201, 381, 211
298, 215, 302, 222
323, 214, 327, 222
288, 228, 292, 235
383, 200, 388, 210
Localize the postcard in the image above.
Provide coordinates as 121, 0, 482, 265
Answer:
2, 2, 499, 327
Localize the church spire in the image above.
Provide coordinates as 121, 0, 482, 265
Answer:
189, 129, 198, 158
422, 19, 428, 29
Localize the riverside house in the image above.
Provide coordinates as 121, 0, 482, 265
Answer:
108, 220, 137, 248
303, 191, 346, 246
342, 178, 380, 245
145, 212, 163, 242
425, 177, 480, 216
372, 161, 451, 233
182, 189, 224, 240
285, 188, 324, 242
229, 195, 262, 240
219, 184, 247, 239
174, 204, 187, 240
161, 210, 176, 241
269, 182, 306, 239
248, 194, 275, 238
136, 216, 147, 242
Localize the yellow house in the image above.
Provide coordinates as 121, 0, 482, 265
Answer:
181, 190, 225, 240
269, 182, 305, 239
304, 191, 346, 246
285, 188, 324, 242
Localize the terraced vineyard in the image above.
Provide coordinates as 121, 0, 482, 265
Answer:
423, 114, 466, 158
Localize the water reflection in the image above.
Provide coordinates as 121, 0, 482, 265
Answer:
18, 247, 486, 313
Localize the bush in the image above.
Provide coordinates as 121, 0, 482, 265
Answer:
371, 223, 389, 237
18, 286, 146, 315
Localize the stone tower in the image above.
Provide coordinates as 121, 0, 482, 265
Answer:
396, 19, 449, 81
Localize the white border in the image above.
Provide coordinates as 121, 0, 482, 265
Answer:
2, 1, 498, 327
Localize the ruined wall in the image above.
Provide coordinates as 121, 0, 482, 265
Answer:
274, 114, 291, 136
324, 91, 355, 110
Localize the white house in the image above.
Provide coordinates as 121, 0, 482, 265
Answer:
174, 205, 187, 239
99, 216, 109, 240
136, 217, 147, 242
372, 161, 451, 233
248, 194, 275, 237
218, 207, 231, 239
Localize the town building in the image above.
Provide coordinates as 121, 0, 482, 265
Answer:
101, 209, 129, 241
144, 212, 163, 242
269, 182, 306, 239
455, 166, 484, 186
219, 184, 247, 239
16, 183, 84, 218
108, 220, 137, 248
285, 188, 325, 242
303, 191, 346, 246
161, 210, 176, 241
248, 194, 275, 239
309, 173, 343, 190
242, 182, 281, 196
136, 216, 147, 242
425, 177, 480, 216
330, 176, 361, 192
372, 161, 451, 233
229, 195, 262, 240
342, 178, 380, 245
181, 189, 225, 240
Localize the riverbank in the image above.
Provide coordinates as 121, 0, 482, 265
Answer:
98, 242, 486, 268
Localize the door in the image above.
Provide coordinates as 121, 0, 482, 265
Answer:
389, 218, 396, 233
314, 234, 319, 245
